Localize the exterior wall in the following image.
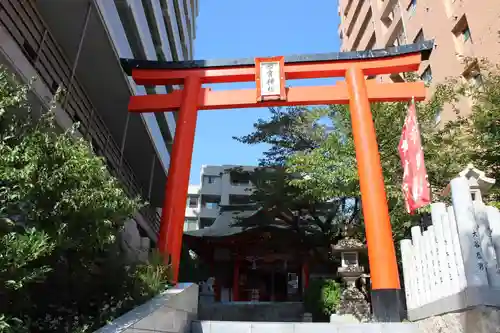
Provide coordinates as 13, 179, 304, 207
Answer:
200, 165, 255, 205
338, 0, 500, 123
0, 26, 159, 243
0, 0, 199, 242
185, 184, 201, 231
0, 25, 75, 134
184, 165, 256, 230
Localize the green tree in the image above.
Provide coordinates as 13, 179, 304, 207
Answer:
236, 61, 500, 243
0, 67, 169, 332
232, 108, 362, 257
445, 59, 500, 201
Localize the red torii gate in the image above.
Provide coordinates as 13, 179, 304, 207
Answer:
121, 40, 433, 322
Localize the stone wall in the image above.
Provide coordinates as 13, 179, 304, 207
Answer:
416, 306, 500, 333
120, 218, 151, 263
94, 283, 198, 333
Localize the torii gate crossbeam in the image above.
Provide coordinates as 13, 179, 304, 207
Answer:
121, 40, 434, 322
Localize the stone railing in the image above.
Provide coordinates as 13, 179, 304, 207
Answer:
94, 283, 198, 333
400, 175, 500, 325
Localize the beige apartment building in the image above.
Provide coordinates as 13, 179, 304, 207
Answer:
338, 0, 500, 123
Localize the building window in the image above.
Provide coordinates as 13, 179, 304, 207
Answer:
463, 61, 483, 88
421, 66, 433, 84
392, 28, 406, 47
205, 202, 218, 209
471, 72, 483, 87
22, 41, 37, 63
201, 195, 221, 210
366, 34, 376, 50
203, 175, 218, 185
50, 81, 60, 95
390, 73, 405, 83
144, 86, 156, 95
413, 29, 425, 44
229, 194, 251, 205
230, 171, 251, 186
184, 218, 198, 231
465, 70, 484, 88
200, 218, 215, 229
187, 196, 198, 208
452, 15, 472, 46
462, 26, 471, 43
407, 0, 417, 17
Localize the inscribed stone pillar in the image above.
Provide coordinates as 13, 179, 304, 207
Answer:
425, 226, 441, 302
450, 177, 489, 287
473, 201, 500, 287
400, 239, 415, 309
412, 226, 428, 306
446, 206, 467, 290
431, 203, 457, 297
486, 206, 500, 269
421, 230, 434, 303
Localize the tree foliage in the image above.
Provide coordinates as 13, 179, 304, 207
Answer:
0, 67, 169, 332
236, 59, 500, 244
226, 167, 361, 262
451, 59, 500, 200
233, 109, 362, 259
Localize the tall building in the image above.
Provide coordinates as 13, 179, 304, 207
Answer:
0, 0, 199, 244
184, 165, 256, 231
337, 0, 500, 123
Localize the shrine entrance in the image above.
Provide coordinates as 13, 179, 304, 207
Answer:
182, 204, 311, 305
120, 40, 433, 322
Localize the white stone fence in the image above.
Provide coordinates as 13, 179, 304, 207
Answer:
400, 176, 500, 321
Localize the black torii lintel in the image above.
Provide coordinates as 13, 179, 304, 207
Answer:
120, 40, 434, 75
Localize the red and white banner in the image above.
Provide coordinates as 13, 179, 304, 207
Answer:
398, 102, 431, 214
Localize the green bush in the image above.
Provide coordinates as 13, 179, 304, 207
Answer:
303, 279, 342, 322
132, 250, 172, 298
0, 67, 171, 332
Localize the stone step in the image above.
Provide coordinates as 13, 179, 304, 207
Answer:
198, 302, 304, 322
192, 320, 419, 333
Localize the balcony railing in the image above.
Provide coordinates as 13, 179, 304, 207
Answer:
140, 206, 161, 234
0, 0, 160, 231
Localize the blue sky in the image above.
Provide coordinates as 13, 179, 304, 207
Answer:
189, 0, 341, 184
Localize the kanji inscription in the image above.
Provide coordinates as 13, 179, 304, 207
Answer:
259, 61, 281, 96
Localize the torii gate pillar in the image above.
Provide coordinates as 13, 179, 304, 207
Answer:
121, 40, 433, 322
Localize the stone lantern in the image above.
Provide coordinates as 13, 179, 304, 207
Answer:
333, 238, 365, 288
442, 164, 495, 203
330, 233, 371, 322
